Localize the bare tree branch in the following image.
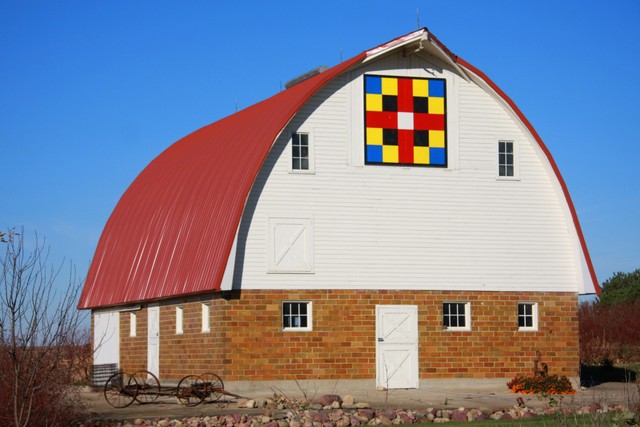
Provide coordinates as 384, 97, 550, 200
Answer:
0, 228, 88, 427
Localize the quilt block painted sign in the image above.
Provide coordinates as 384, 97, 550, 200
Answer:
365, 75, 447, 166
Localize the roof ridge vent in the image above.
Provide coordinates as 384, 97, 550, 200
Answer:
285, 65, 329, 89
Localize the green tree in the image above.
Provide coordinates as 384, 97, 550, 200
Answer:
599, 268, 640, 306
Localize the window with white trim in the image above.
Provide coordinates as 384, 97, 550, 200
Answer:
201, 303, 210, 333
291, 132, 313, 173
518, 302, 538, 331
282, 301, 312, 331
498, 140, 515, 177
442, 302, 471, 331
129, 312, 137, 337
176, 306, 184, 334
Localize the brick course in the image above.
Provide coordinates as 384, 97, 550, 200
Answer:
112, 290, 579, 382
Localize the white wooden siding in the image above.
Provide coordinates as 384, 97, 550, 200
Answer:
234, 51, 579, 293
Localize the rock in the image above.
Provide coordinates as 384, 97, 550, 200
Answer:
490, 412, 503, 420
450, 410, 467, 422
336, 417, 351, 427
238, 399, 257, 409
473, 412, 490, 421
379, 409, 396, 420
316, 395, 343, 406
331, 400, 342, 409
263, 422, 279, 427
330, 410, 345, 422
350, 416, 361, 426
255, 400, 267, 408
426, 413, 435, 421
378, 415, 392, 425
274, 412, 289, 420
277, 421, 288, 427
355, 402, 370, 409
398, 414, 412, 424
309, 404, 323, 410
358, 409, 375, 421
343, 395, 355, 406
262, 416, 274, 424
311, 413, 329, 424
501, 413, 512, 420
432, 418, 450, 424
290, 421, 301, 427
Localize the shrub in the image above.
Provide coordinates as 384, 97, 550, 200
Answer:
579, 299, 640, 365
507, 374, 576, 395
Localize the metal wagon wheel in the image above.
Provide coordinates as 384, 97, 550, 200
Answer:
130, 370, 161, 404
176, 374, 205, 407
103, 372, 138, 408
198, 372, 224, 403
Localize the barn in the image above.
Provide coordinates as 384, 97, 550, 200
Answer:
79, 28, 599, 389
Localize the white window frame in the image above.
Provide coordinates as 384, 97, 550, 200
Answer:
517, 302, 538, 331
442, 301, 471, 331
201, 303, 210, 333
176, 306, 184, 335
497, 139, 520, 180
129, 312, 137, 337
282, 301, 313, 332
290, 131, 314, 174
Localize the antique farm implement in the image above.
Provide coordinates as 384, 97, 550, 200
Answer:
103, 370, 231, 408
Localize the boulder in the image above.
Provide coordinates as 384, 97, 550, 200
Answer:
316, 395, 342, 406
450, 410, 467, 422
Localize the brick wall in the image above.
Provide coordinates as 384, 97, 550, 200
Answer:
114, 290, 579, 381
120, 309, 148, 373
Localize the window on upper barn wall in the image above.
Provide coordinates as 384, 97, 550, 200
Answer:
442, 302, 471, 331
282, 301, 312, 331
518, 302, 538, 331
498, 140, 515, 178
201, 303, 210, 333
129, 312, 137, 337
176, 306, 184, 335
291, 132, 314, 173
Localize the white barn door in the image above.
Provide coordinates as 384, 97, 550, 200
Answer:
93, 310, 119, 366
147, 304, 160, 377
376, 305, 419, 389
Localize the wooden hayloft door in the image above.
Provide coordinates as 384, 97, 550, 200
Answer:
376, 305, 419, 389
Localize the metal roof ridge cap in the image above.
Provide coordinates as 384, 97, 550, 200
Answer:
364, 28, 428, 61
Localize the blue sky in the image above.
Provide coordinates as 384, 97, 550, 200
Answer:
1, 1, 638, 296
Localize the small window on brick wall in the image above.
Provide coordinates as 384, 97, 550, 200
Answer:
130, 312, 137, 337
518, 302, 538, 331
202, 303, 210, 333
282, 301, 312, 331
176, 306, 184, 335
442, 302, 471, 331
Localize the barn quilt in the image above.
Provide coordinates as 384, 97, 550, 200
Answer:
364, 75, 446, 166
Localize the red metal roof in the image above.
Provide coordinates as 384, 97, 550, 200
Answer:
78, 30, 599, 310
